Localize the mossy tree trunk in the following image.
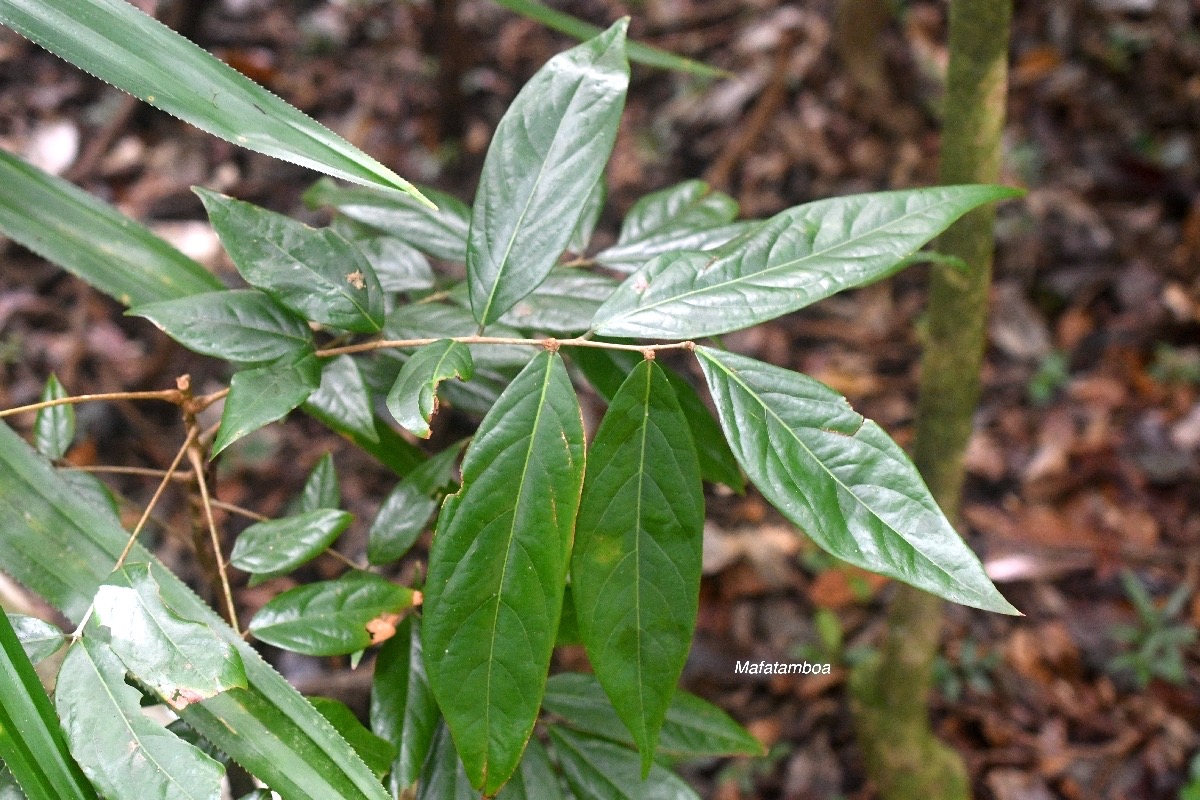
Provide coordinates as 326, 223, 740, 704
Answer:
849, 2, 1014, 799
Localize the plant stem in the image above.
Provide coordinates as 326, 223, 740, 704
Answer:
315, 336, 697, 358
62, 464, 194, 482
0, 388, 181, 419
849, 1, 1013, 799
188, 444, 240, 632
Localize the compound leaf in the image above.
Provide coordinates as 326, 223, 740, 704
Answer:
467, 21, 629, 326
196, 189, 383, 333
57, 636, 224, 800
694, 347, 1017, 614
593, 186, 1023, 338
572, 360, 703, 773
231, 509, 353, 585
249, 572, 416, 656
213, 352, 322, 456
130, 290, 312, 364
386, 340, 474, 439
422, 351, 585, 794
0, 0, 428, 200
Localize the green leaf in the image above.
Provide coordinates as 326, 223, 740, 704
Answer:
305, 178, 470, 263
213, 352, 322, 456
333, 219, 435, 293
542, 673, 764, 759
489, 271, 619, 334
32, 374, 73, 460
569, 348, 743, 491
423, 351, 585, 794
0, 612, 97, 800
0, 761, 23, 800
548, 727, 699, 800
593, 186, 1024, 338
249, 572, 416, 656
0, 423, 391, 800
0, 0, 428, 201
386, 339, 474, 438
130, 289, 313, 364
57, 471, 122, 526
307, 697, 396, 780
694, 347, 1018, 614
93, 563, 248, 709
295, 452, 341, 513
57, 637, 225, 800
487, 0, 729, 79
594, 180, 748, 272
572, 360, 704, 773
231, 509, 353, 585
568, 177, 606, 255
417, 723, 480, 800
496, 738, 563, 800
195, 189, 383, 333
467, 21, 630, 326
367, 482, 437, 566
0, 149, 221, 307
383, 303, 530, 370
371, 617, 438, 797
303, 356, 380, 445
5, 615, 64, 665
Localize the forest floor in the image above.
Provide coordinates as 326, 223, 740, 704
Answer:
1, 0, 1199, 798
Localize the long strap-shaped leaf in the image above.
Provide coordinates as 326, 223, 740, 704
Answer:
694, 347, 1017, 614
0, 0, 428, 203
422, 351, 585, 794
0, 612, 98, 800
571, 360, 703, 774
593, 185, 1023, 339
0, 149, 221, 306
467, 21, 629, 326
0, 422, 391, 800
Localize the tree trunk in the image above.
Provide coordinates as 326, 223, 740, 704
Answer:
849, 1, 1013, 798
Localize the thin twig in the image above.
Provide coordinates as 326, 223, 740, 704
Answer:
61, 464, 194, 482
209, 499, 268, 522
325, 548, 365, 571
188, 444, 240, 632
316, 336, 696, 359
0, 388, 181, 419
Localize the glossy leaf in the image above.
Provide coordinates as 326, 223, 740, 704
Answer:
548, 727, 699, 800
303, 355, 379, 445
231, 509, 353, 585
307, 697, 396, 780
212, 352, 322, 456
196, 189, 383, 333
371, 617, 438, 796
491, 271, 619, 334
593, 186, 1024, 338
0, 611, 97, 800
695, 347, 1017, 613
305, 178, 470, 263
57, 637, 224, 800
569, 347, 743, 491
32, 374, 73, 460
383, 303, 531, 369
93, 563, 248, 709
295, 452, 341, 513
488, 0, 728, 78
5, 614, 64, 666
0, 423, 391, 800
334, 219, 435, 293
249, 572, 416, 656
467, 21, 630, 326
496, 737, 563, 800
368, 482, 437, 566
0, 149, 221, 307
423, 351, 585, 794
568, 177, 606, 255
417, 723, 479, 800
542, 673, 763, 759
386, 339, 474, 438
130, 289, 313, 364
0, 762, 22, 800
594, 180, 748, 272
572, 360, 704, 772
0, 0, 427, 200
